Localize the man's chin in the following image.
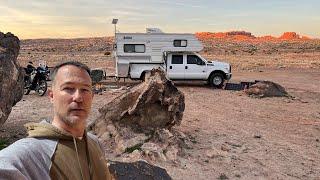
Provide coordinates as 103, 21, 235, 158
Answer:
65, 115, 87, 127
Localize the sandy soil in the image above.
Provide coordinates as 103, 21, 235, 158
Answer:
1, 68, 319, 179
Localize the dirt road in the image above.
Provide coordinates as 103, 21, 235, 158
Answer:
1, 69, 320, 179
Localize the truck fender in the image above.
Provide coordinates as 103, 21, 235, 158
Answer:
208, 70, 227, 80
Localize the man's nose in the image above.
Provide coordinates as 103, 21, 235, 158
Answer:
73, 89, 83, 102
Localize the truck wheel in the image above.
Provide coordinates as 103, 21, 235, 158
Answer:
140, 71, 150, 81
209, 73, 224, 88
140, 72, 146, 81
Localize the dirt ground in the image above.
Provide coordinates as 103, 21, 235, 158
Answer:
1, 67, 319, 179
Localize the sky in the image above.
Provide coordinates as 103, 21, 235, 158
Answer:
0, 0, 319, 39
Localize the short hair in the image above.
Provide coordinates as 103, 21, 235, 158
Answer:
50, 61, 91, 82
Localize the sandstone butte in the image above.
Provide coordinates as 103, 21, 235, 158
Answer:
195, 31, 312, 42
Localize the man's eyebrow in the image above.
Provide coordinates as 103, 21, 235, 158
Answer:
60, 82, 91, 87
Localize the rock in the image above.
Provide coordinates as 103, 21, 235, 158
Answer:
206, 147, 228, 158
141, 142, 166, 161
164, 145, 179, 161
244, 81, 288, 98
0, 32, 24, 126
221, 144, 231, 152
254, 135, 262, 138
218, 173, 229, 180
90, 68, 185, 134
279, 32, 301, 40
108, 160, 172, 180
88, 69, 191, 161
116, 132, 149, 153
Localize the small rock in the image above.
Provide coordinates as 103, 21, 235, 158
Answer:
254, 135, 262, 138
221, 144, 231, 152
218, 173, 229, 180
206, 147, 228, 158
164, 145, 179, 161
316, 139, 319, 142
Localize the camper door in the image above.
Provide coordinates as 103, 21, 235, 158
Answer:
167, 54, 185, 79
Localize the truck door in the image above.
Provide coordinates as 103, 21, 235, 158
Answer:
185, 54, 207, 79
167, 54, 185, 80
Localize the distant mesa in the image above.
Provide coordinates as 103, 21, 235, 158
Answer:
279, 32, 300, 40
196, 31, 313, 42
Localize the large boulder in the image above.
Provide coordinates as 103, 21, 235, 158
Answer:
244, 81, 288, 98
0, 32, 24, 125
90, 68, 185, 134
88, 69, 191, 162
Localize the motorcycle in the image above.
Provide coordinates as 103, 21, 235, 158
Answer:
24, 66, 49, 96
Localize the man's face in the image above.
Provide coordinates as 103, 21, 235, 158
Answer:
49, 65, 93, 130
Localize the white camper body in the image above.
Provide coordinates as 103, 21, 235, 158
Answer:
114, 29, 232, 87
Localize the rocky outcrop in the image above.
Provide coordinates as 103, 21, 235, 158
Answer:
91, 68, 185, 133
279, 32, 301, 40
0, 32, 24, 125
88, 69, 192, 163
244, 81, 288, 98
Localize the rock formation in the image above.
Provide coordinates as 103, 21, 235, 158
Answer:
244, 81, 288, 98
89, 69, 191, 163
279, 32, 301, 40
0, 32, 24, 126
91, 68, 185, 133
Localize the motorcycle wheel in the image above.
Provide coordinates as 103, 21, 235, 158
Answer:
36, 80, 47, 96
24, 88, 31, 95
24, 79, 31, 95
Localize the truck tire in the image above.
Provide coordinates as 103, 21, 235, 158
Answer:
140, 71, 150, 81
209, 73, 224, 88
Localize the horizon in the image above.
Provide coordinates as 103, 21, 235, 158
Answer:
1, 0, 319, 39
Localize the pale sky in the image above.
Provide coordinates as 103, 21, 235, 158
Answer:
0, 0, 319, 39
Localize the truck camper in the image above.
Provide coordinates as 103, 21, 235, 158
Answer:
113, 28, 232, 87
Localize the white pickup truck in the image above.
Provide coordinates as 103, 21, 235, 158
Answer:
114, 28, 232, 87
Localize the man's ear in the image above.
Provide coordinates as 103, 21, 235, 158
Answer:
48, 88, 54, 103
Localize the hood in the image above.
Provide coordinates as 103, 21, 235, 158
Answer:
207, 60, 229, 66
25, 120, 75, 140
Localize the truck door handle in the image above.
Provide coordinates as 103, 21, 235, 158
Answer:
169, 66, 172, 69
185, 66, 188, 69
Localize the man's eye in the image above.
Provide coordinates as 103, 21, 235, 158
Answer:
82, 88, 91, 92
63, 87, 74, 91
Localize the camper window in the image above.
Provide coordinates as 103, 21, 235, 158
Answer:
124, 44, 145, 53
172, 55, 183, 64
173, 40, 187, 47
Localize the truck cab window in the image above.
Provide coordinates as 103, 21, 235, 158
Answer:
172, 55, 183, 64
187, 55, 204, 65
124, 44, 145, 53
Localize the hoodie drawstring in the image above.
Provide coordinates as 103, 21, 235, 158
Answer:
73, 137, 84, 180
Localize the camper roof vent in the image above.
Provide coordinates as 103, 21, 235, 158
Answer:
146, 28, 163, 33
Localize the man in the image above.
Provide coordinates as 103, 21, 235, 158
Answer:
0, 61, 112, 180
